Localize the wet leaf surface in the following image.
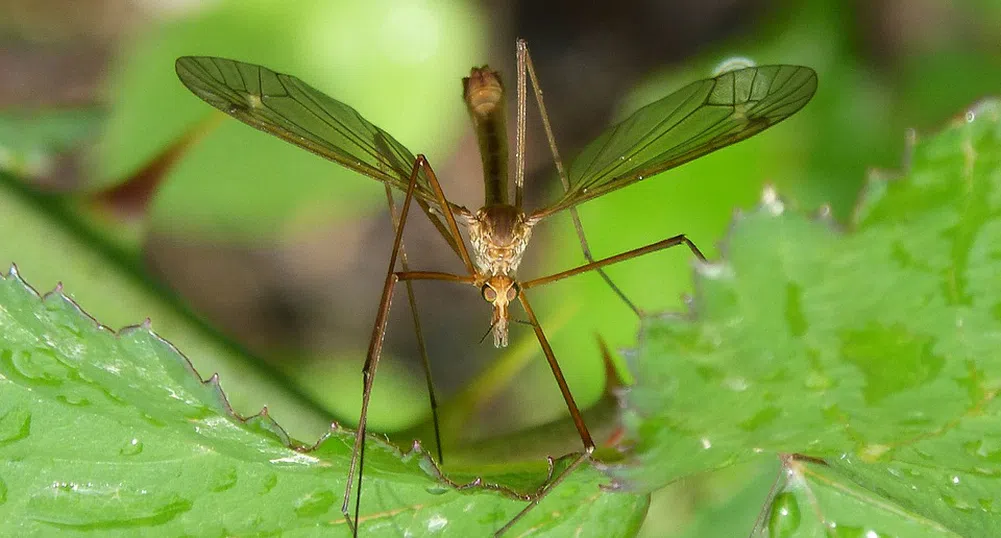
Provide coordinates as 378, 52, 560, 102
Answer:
0, 268, 646, 537
618, 100, 1001, 536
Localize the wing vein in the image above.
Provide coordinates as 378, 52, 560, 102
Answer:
532, 65, 817, 219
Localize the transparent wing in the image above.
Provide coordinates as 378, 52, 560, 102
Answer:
531, 65, 818, 219
175, 56, 444, 208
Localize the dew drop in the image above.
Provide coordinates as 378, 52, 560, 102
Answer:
119, 438, 143, 456
904, 467, 922, 478
182, 404, 216, 421
700, 437, 712, 449
427, 514, 448, 532
9, 348, 68, 386
0, 407, 31, 446
971, 467, 1001, 478
260, 473, 278, 494
951, 475, 961, 485
294, 489, 335, 518
942, 493, 974, 513
723, 376, 749, 391
55, 393, 91, 407
101, 388, 128, 407
209, 466, 238, 492
858, 444, 891, 462
966, 110, 976, 123
425, 484, 450, 495
138, 412, 166, 428
762, 185, 778, 204
767, 492, 800, 538
58, 320, 84, 338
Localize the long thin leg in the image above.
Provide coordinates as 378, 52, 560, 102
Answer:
382, 184, 443, 464
396, 271, 476, 284
495, 453, 591, 537
495, 292, 595, 536
514, 39, 528, 209
342, 155, 478, 536
522, 233, 706, 290
342, 156, 423, 535
516, 39, 649, 316
518, 292, 593, 449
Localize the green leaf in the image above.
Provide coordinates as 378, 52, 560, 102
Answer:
617, 100, 1001, 536
0, 171, 331, 441
0, 268, 647, 536
758, 457, 969, 537
638, 459, 780, 538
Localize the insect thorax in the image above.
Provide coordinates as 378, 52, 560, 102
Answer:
466, 204, 534, 276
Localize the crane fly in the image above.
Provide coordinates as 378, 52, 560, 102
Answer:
175, 40, 817, 536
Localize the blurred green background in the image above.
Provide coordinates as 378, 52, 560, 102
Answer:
2, 0, 1000, 535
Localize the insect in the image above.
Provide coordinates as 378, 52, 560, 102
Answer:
175, 40, 817, 535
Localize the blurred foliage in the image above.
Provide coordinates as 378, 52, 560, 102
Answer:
0, 108, 102, 178
0, 172, 333, 439
97, 0, 485, 238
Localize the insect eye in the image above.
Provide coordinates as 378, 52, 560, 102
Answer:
506, 283, 519, 301
481, 285, 497, 302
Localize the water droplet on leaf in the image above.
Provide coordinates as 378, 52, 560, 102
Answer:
767, 492, 800, 537
425, 484, 450, 495
294, 489, 335, 518
209, 466, 238, 492
119, 438, 143, 456
0, 408, 31, 446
